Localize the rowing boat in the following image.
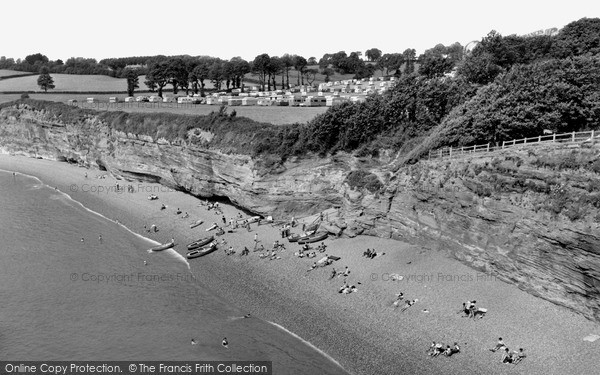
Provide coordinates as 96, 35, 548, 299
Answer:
189, 219, 204, 229
149, 241, 175, 251
297, 232, 328, 244
187, 236, 214, 251
186, 242, 218, 259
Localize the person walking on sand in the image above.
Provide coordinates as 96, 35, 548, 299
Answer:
222, 338, 228, 348
98, 234, 102, 243
490, 337, 506, 352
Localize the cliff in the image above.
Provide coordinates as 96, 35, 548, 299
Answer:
1, 102, 599, 322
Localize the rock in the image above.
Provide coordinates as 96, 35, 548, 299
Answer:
2, 103, 599, 322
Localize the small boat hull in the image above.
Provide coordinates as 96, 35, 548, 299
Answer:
298, 232, 328, 244
187, 243, 217, 259
187, 236, 214, 250
189, 220, 204, 229
150, 241, 175, 251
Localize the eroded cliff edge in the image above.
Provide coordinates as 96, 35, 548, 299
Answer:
1, 102, 599, 322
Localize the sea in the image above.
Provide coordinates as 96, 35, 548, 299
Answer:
0, 170, 349, 375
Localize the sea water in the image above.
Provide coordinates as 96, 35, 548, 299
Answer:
0, 170, 348, 374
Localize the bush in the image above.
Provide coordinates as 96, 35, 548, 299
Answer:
344, 170, 383, 193
20, 93, 29, 99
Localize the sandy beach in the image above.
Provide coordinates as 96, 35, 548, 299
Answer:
1, 154, 599, 375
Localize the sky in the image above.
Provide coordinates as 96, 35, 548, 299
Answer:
2, 0, 599, 62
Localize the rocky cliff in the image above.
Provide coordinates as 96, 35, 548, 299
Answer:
1, 102, 599, 322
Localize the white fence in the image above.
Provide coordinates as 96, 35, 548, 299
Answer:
427, 130, 597, 161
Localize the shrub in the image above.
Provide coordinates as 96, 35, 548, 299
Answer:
345, 170, 383, 193
20, 93, 29, 99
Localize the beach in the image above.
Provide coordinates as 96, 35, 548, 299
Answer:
1, 154, 599, 375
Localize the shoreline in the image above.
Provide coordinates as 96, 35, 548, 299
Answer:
1, 155, 599, 375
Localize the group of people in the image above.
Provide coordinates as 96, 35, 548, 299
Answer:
459, 300, 486, 319
338, 280, 358, 294
490, 338, 526, 364
363, 248, 378, 259
428, 341, 461, 357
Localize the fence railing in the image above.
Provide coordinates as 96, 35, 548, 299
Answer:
427, 130, 597, 161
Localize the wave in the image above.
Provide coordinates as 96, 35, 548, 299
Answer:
266, 320, 349, 374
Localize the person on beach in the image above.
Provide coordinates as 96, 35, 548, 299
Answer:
330, 268, 337, 279
427, 342, 437, 356
191, 339, 197, 345
222, 338, 228, 348
490, 338, 506, 352
241, 247, 250, 256
342, 266, 350, 277
431, 342, 444, 357
451, 342, 461, 355
466, 300, 477, 318
144, 261, 147, 266
307, 262, 317, 272
84, 172, 87, 178
400, 299, 416, 312
176, 208, 182, 215
161, 204, 166, 210
393, 293, 404, 307
222, 215, 226, 224
443, 345, 453, 356
512, 348, 526, 364
98, 235, 102, 243
81, 237, 84, 242
171, 237, 175, 244
501, 348, 513, 363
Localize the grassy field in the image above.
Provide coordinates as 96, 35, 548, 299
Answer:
0, 94, 327, 125
0, 69, 34, 78
0, 72, 217, 93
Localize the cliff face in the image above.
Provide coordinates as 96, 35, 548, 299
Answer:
1, 103, 599, 322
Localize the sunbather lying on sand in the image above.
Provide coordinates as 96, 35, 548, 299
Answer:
512, 348, 526, 364
400, 299, 416, 312
430, 342, 444, 357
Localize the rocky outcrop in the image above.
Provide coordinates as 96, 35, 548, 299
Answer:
1, 103, 599, 322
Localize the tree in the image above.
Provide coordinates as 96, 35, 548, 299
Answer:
280, 54, 295, 88
551, 17, 600, 58
124, 68, 139, 97
25, 53, 49, 66
402, 48, 416, 74
252, 53, 271, 91
321, 67, 334, 82
268, 56, 284, 90
365, 48, 382, 62
209, 59, 226, 91
293, 55, 308, 85
37, 67, 55, 92
308, 56, 317, 65
145, 60, 170, 97
378, 53, 404, 76
304, 68, 318, 85
189, 56, 213, 96
229, 57, 250, 90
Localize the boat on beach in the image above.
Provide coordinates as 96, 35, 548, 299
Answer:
189, 219, 204, 229
187, 236, 214, 250
186, 242, 218, 259
297, 232, 328, 244
236, 215, 261, 224
288, 230, 316, 242
149, 240, 175, 251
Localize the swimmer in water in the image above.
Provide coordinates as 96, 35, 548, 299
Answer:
244, 313, 251, 318
222, 338, 228, 348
